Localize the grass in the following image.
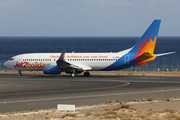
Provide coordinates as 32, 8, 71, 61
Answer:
167, 97, 174, 101
128, 73, 133, 75
148, 98, 153, 101
86, 111, 93, 116
142, 98, 147, 101
106, 111, 117, 114
113, 104, 135, 111
84, 103, 180, 120
88, 97, 180, 119
104, 108, 111, 111
61, 113, 76, 118
93, 112, 102, 117
134, 98, 141, 102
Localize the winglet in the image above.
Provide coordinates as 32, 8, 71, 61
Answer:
59, 48, 66, 60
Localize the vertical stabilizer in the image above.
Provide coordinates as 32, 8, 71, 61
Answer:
129, 20, 161, 57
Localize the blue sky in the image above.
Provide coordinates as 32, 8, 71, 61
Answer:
0, 0, 179, 36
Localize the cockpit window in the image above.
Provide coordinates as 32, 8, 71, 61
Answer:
10, 58, 14, 61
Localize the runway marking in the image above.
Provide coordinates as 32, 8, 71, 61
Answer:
1, 88, 180, 104
125, 80, 180, 84
0, 81, 130, 96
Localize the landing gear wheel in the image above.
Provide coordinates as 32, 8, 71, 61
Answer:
71, 73, 77, 77
18, 73, 22, 76
18, 71, 22, 76
84, 72, 90, 77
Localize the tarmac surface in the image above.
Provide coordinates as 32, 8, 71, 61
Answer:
0, 73, 180, 113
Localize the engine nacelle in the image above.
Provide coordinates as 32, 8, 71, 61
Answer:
43, 65, 61, 74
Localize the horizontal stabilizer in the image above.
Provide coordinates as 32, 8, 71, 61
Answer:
156, 52, 175, 57
140, 52, 154, 58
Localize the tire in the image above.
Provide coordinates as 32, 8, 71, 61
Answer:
18, 73, 22, 76
84, 72, 90, 77
71, 73, 77, 77
71, 73, 75, 77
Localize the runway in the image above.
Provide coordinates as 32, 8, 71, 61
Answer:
0, 73, 180, 113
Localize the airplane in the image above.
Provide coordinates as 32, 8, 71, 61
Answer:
4, 20, 175, 77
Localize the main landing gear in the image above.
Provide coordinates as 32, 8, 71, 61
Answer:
83, 72, 90, 77
71, 72, 77, 77
17, 70, 22, 76
70, 70, 90, 77
71, 70, 78, 77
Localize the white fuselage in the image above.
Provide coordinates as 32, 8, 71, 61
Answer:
4, 48, 131, 71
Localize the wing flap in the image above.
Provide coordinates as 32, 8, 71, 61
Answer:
71, 63, 92, 71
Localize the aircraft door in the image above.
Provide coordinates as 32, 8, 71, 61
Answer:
124, 55, 130, 64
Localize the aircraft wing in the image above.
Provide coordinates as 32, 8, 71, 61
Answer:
57, 60, 92, 71
56, 49, 92, 71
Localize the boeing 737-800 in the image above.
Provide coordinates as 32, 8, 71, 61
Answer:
4, 20, 175, 77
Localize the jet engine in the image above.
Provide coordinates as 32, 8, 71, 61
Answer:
43, 65, 61, 74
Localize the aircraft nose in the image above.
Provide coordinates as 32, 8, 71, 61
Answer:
4, 61, 9, 67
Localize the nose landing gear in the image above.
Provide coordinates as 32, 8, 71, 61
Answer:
17, 70, 22, 76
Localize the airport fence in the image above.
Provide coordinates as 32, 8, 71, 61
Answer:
122, 63, 180, 71
0, 63, 180, 72
0, 63, 12, 71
